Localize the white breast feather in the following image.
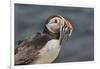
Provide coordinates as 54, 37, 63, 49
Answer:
31, 39, 61, 64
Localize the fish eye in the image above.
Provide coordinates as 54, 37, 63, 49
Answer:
66, 28, 71, 34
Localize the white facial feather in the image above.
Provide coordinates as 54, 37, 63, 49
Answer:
46, 17, 64, 33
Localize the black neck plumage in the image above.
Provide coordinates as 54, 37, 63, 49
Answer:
43, 27, 60, 40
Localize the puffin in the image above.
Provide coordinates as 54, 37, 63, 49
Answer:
15, 15, 73, 65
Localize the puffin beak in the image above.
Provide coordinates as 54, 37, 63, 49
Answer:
60, 20, 73, 45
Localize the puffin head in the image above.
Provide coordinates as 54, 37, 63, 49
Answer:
43, 15, 73, 44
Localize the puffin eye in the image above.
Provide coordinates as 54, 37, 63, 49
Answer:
54, 19, 58, 23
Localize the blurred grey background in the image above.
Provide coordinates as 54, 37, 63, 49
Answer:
15, 4, 94, 63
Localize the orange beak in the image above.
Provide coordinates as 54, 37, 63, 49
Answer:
66, 19, 73, 31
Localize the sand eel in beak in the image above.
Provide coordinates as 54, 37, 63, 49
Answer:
15, 15, 73, 65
